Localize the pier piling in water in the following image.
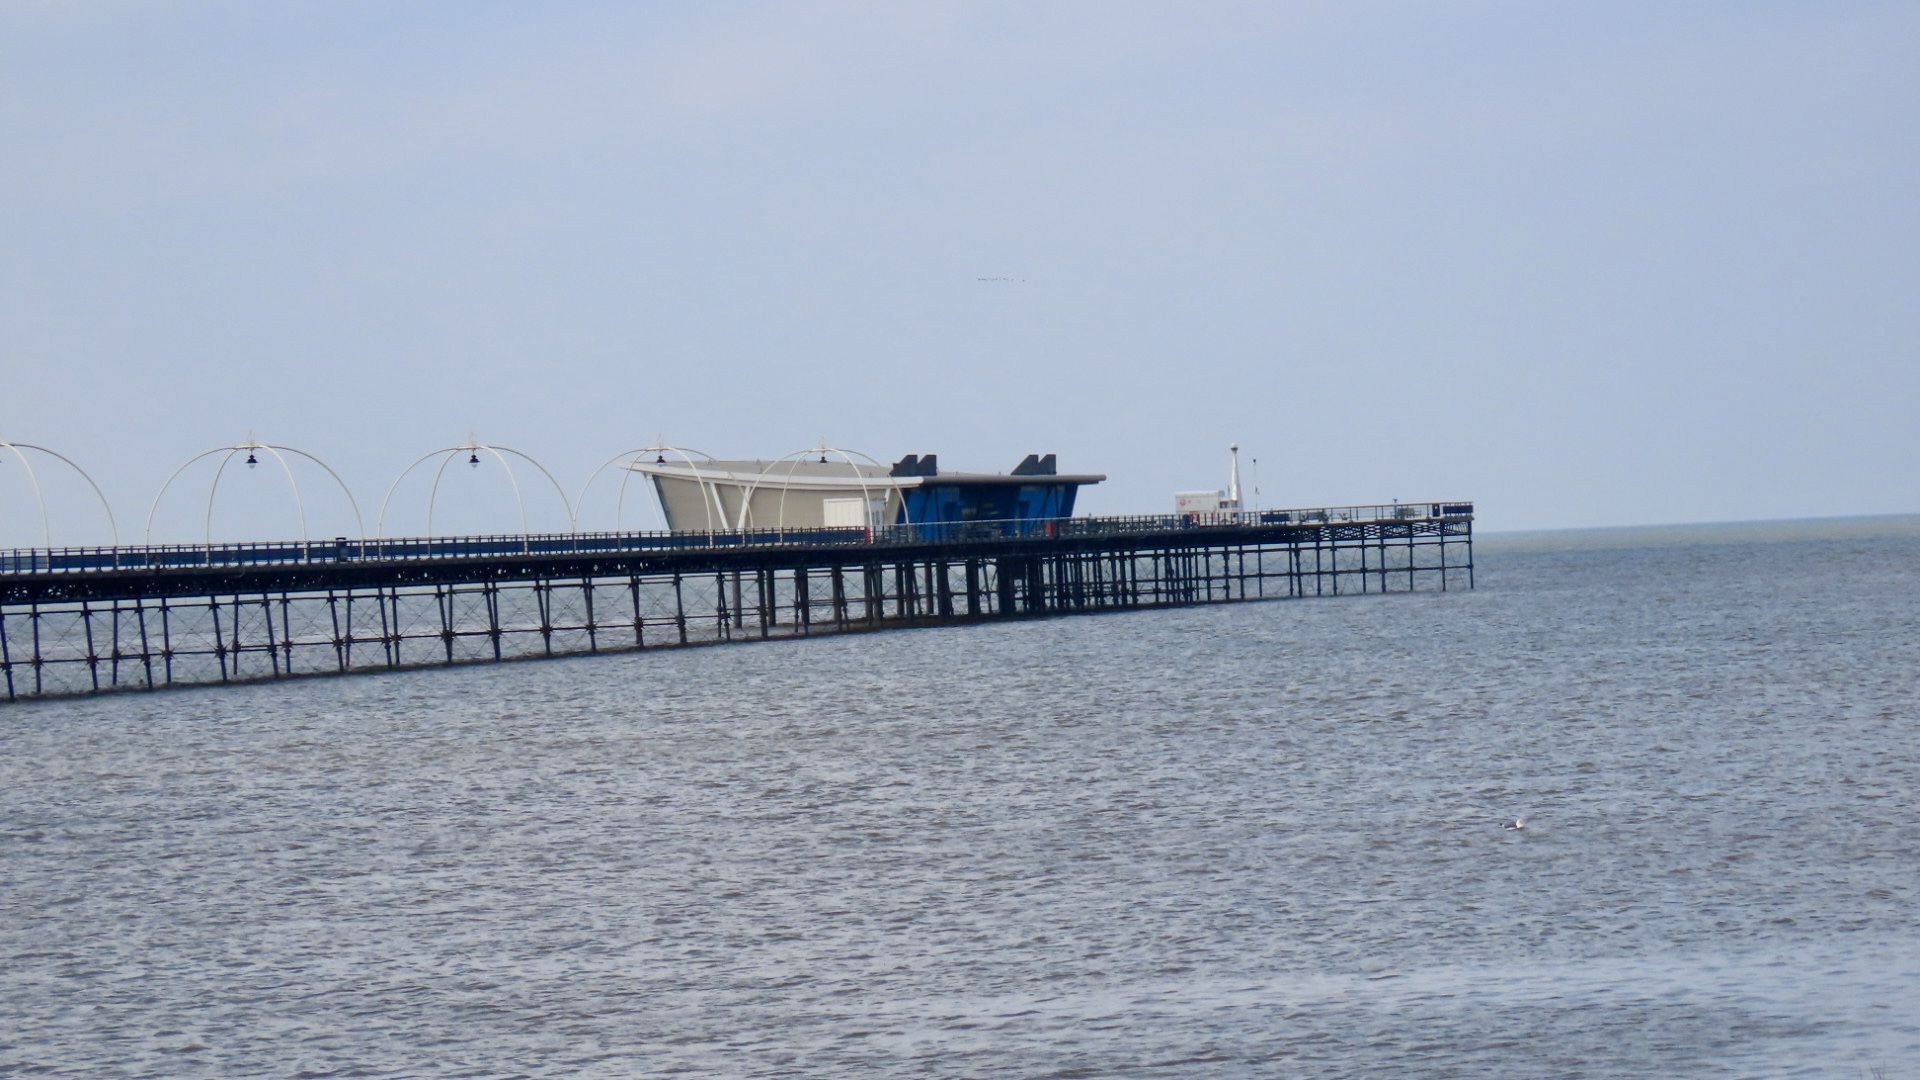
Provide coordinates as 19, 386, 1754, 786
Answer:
1, 504, 1472, 701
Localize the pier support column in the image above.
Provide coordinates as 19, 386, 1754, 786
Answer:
535, 580, 555, 655
261, 595, 281, 678
1, 608, 13, 702
135, 600, 155, 689
584, 579, 599, 652
211, 598, 229, 683
486, 583, 504, 660
327, 591, 346, 672
80, 603, 100, 692
673, 573, 689, 644
436, 586, 456, 664
159, 599, 176, 685
863, 565, 883, 625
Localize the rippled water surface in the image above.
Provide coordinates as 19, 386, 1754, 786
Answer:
4, 519, 1918, 1077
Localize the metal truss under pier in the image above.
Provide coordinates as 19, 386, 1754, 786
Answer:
0, 504, 1473, 702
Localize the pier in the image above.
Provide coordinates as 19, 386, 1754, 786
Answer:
1, 503, 1472, 701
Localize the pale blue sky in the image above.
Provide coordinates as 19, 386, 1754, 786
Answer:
3, 1, 1916, 544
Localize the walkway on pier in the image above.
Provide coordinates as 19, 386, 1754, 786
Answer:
1, 503, 1473, 701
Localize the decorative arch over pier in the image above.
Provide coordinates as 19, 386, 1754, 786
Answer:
0, 441, 119, 552
378, 441, 575, 546
578, 444, 721, 535
145, 440, 363, 556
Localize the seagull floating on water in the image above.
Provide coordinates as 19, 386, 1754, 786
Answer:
1502, 817, 1526, 831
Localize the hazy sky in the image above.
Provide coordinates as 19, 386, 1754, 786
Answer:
3, 1, 1916, 544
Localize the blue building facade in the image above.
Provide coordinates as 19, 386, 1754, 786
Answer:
891, 453, 1103, 537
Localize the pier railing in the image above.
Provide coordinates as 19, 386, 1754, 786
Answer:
0, 502, 1472, 576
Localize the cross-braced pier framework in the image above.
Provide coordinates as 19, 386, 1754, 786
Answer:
1, 511, 1471, 701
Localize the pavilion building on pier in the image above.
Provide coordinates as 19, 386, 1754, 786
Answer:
624, 453, 1105, 535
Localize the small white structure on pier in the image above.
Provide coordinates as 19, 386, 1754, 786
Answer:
1174, 445, 1245, 516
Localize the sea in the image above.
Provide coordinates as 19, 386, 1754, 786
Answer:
3, 517, 1916, 1078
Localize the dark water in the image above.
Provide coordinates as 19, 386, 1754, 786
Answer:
4, 519, 1917, 1078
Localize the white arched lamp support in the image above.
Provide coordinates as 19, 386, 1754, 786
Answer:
739, 444, 913, 538
144, 440, 364, 558
577, 444, 721, 536
0, 441, 120, 554
377, 441, 576, 550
